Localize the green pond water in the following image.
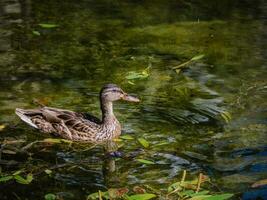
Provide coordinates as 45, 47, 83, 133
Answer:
0, 0, 267, 199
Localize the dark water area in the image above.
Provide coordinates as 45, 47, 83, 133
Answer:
0, 0, 266, 199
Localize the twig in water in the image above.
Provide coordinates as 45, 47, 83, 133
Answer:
166, 170, 187, 198
181, 170, 186, 184
98, 190, 103, 200
196, 173, 203, 193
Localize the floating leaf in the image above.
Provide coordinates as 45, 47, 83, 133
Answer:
251, 179, 267, 188
168, 182, 182, 192
26, 174, 33, 183
120, 135, 134, 140
175, 69, 182, 74
45, 193, 56, 200
172, 54, 205, 70
220, 111, 231, 123
0, 124, 5, 131
154, 142, 169, 147
0, 176, 13, 182
190, 54, 205, 61
128, 81, 135, 85
126, 67, 150, 80
32, 30, 41, 36
43, 138, 61, 143
137, 159, 155, 165
113, 138, 123, 142
42, 138, 72, 144
45, 169, 52, 175
180, 190, 195, 196
14, 174, 33, 184
38, 23, 59, 28
127, 193, 156, 200
202, 193, 234, 200
189, 195, 212, 200
12, 170, 22, 176
138, 138, 149, 148
126, 72, 148, 80
60, 139, 73, 143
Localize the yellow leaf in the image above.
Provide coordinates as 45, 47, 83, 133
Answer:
251, 179, 267, 188
0, 124, 6, 131
138, 138, 150, 148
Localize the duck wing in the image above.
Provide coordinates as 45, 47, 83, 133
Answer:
15, 107, 101, 140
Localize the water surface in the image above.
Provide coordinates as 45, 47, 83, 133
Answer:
0, 0, 266, 199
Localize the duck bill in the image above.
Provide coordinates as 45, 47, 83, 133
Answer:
122, 94, 140, 102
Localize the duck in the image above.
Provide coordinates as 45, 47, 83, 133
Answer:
15, 84, 140, 143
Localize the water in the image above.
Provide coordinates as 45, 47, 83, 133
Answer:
0, 0, 266, 199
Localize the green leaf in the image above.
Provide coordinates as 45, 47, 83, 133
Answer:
120, 135, 134, 140
202, 194, 234, 200
189, 195, 212, 200
190, 54, 205, 61
12, 170, 22, 175
154, 142, 169, 147
14, 174, 33, 184
38, 23, 58, 28
220, 111, 231, 123
137, 159, 155, 165
0, 176, 13, 182
125, 68, 150, 80
173, 54, 205, 70
128, 81, 135, 85
44, 169, 52, 175
175, 69, 182, 74
32, 30, 41, 36
60, 139, 73, 144
14, 175, 29, 184
127, 193, 156, 200
43, 138, 62, 143
138, 138, 149, 148
180, 190, 195, 196
167, 182, 182, 192
45, 193, 56, 200
86, 192, 99, 200
26, 174, 33, 183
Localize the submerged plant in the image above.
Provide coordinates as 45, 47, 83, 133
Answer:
87, 171, 234, 200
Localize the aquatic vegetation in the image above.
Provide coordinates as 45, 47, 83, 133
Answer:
172, 54, 205, 74
38, 23, 59, 29
86, 171, 234, 200
0, 0, 266, 199
0, 170, 33, 185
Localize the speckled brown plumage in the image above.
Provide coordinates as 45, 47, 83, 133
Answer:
15, 84, 140, 143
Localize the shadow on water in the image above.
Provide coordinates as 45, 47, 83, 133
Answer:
0, 0, 267, 199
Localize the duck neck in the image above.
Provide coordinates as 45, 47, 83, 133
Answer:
101, 99, 115, 124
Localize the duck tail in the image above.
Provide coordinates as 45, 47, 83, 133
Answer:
15, 108, 38, 129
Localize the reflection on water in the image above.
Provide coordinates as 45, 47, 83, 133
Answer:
0, 0, 267, 199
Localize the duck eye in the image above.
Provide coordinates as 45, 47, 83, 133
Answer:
111, 89, 122, 94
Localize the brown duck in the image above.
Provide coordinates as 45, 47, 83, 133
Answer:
15, 84, 140, 143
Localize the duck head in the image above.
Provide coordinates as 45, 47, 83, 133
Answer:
100, 84, 140, 103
